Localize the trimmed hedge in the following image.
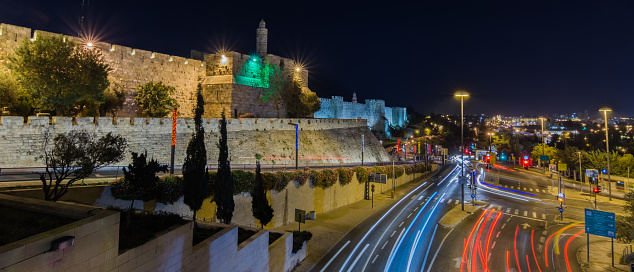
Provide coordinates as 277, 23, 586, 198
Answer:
113, 164, 428, 200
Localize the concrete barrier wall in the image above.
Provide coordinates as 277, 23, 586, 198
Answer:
0, 194, 305, 272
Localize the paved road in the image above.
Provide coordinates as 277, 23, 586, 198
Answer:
312, 163, 603, 272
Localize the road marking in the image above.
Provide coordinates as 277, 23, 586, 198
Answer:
506, 208, 511, 213
455, 200, 460, 204
496, 231, 501, 238
502, 223, 506, 229
381, 240, 388, 250
523, 211, 528, 217
399, 221, 404, 227
530, 188, 534, 192
384, 228, 405, 272
391, 231, 396, 237
346, 243, 369, 272
539, 237, 545, 243
538, 244, 543, 253
426, 227, 455, 272
417, 196, 423, 200
542, 214, 546, 220
492, 241, 496, 249
514, 209, 519, 215
319, 240, 350, 272
542, 189, 546, 193
421, 224, 439, 272
511, 186, 515, 189
407, 213, 412, 218
414, 207, 418, 211
498, 205, 503, 211
524, 187, 528, 191
504, 185, 508, 188
372, 254, 379, 264
542, 230, 548, 236
440, 198, 445, 202
447, 199, 452, 203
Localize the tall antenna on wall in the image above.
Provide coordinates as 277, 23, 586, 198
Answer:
79, 0, 89, 38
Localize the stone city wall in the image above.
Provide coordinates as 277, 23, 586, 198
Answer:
0, 23, 205, 118
0, 116, 390, 168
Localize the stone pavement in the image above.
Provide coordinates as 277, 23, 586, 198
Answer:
577, 239, 632, 272
273, 174, 434, 272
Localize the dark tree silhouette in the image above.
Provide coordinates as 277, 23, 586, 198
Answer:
183, 84, 209, 228
122, 152, 168, 211
251, 162, 274, 229
214, 111, 234, 224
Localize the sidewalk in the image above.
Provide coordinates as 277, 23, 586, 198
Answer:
273, 174, 433, 272
577, 239, 631, 272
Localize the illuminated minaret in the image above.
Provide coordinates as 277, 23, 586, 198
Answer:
256, 19, 267, 57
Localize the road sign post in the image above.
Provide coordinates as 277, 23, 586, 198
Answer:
295, 209, 306, 232
585, 209, 616, 266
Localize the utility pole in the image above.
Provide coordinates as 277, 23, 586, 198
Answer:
600, 108, 612, 201
455, 92, 469, 211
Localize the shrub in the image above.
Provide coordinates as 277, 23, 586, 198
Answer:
240, 113, 255, 118
404, 165, 413, 175
318, 169, 337, 188
155, 175, 183, 204
337, 167, 354, 185
354, 166, 369, 183
232, 170, 255, 194
262, 172, 275, 191
307, 168, 320, 185
272, 170, 292, 192
292, 170, 309, 186
292, 230, 313, 253
394, 165, 405, 178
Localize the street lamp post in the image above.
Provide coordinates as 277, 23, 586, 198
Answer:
455, 92, 469, 211
361, 134, 364, 166
577, 151, 583, 192
540, 117, 546, 174
600, 108, 612, 201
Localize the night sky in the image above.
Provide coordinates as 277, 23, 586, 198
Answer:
1, 1, 633, 118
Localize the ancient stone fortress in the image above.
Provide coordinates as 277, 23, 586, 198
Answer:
0, 20, 406, 126
314, 92, 407, 135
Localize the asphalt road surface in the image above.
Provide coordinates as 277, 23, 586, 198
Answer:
311, 163, 596, 272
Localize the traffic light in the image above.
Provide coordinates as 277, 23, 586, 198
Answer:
593, 186, 601, 194
486, 154, 491, 163
557, 193, 564, 203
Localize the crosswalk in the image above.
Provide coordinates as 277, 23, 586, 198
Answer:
417, 196, 553, 222
498, 184, 549, 194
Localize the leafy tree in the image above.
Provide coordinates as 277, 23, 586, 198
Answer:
531, 143, 559, 165
301, 92, 321, 116
99, 83, 126, 117
251, 162, 274, 229
259, 64, 289, 117
214, 111, 234, 224
0, 69, 19, 112
183, 84, 209, 228
40, 130, 127, 201
8, 35, 110, 116
617, 191, 634, 243
134, 81, 179, 117
122, 152, 168, 210
282, 81, 321, 118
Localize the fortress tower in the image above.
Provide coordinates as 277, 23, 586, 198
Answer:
256, 19, 267, 57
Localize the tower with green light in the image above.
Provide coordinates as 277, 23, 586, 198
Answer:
192, 20, 313, 119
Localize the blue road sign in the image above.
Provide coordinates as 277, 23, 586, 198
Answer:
558, 207, 564, 213
585, 209, 616, 238
471, 194, 475, 198
540, 155, 550, 161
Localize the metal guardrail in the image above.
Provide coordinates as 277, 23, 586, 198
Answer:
0, 160, 425, 182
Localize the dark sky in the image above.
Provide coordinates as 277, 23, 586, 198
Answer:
1, 1, 633, 118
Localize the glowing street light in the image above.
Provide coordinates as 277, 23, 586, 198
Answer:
600, 107, 612, 200
455, 91, 469, 211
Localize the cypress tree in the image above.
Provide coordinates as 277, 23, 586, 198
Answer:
215, 110, 234, 224
251, 162, 274, 229
183, 84, 209, 229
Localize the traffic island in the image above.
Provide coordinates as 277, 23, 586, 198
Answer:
439, 201, 489, 228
